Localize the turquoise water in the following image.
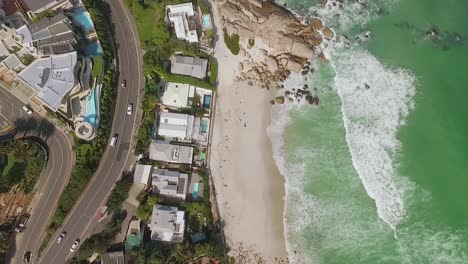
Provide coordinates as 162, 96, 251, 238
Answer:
201, 119, 208, 134
202, 15, 211, 28
85, 41, 104, 57
193, 182, 199, 198
73, 8, 95, 32
84, 86, 99, 126
270, 0, 468, 263
203, 94, 212, 108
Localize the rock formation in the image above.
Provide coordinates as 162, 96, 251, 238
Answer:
214, 0, 335, 84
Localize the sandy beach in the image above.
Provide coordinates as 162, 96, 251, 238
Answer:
209, 6, 288, 263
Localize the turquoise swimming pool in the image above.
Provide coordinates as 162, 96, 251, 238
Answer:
73, 8, 94, 32
192, 183, 199, 198
201, 119, 208, 134
202, 15, 211, 29
84, 85, 99, 126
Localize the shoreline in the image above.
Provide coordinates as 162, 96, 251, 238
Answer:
209, 3, 289, 262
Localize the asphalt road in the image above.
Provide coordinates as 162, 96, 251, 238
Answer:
0, 88, 74, 264
37, 0, 143, 262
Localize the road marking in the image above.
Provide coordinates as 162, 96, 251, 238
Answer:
43, 0, 143, 261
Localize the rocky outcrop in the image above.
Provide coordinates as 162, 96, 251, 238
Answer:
215, 0, 335, 83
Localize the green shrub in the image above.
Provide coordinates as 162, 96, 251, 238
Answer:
223, 28, 240, 55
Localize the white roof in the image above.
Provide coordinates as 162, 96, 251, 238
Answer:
152, 169, 188, 199
149, 140, 193, 164
161, 82, 191, 108
166, 3, 198, 43
18, 51, 77, 111
160, 112, 189, 126
149, 204, 185, 242
134, 164, 152, 184
158, 112, 194, 139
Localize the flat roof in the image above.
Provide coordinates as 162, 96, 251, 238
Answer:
18, 51, 77, 111
171, 55, 207, 79
134, 164, 152, 184
161, 82, 191, 108
23, 0, 60, 13
149, 140, 193, 164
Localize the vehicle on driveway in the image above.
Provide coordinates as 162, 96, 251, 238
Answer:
70, 239, 80, 252
14, 214, 30, 233
22, 105, 32, 115
127, 103, 133, 115
57, 231, 66, 243
121, 80, 126, 88
110, 134, 118, 147
23, 251, 32, 262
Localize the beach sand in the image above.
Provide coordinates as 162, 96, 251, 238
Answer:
209, 6, 288, 263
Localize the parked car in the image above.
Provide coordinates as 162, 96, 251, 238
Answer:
14, 214, 30, 233
22, 105, 32, 115
70, 239, 80, 252
127, 103, 133, 115
23, 251, 32, 262
110, 134, 118, 147
57, 231, 66, 243
121, 80, 126, 88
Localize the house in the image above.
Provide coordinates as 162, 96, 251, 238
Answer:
151, 169, 188, 200
160, 81, 213, 110
17, 51, 78, 111
166, 2, 198, 43
149, 140, 193, 164
133, 164, 152, 185
100, 251, 125, 264
170, 55, 208, 79
158, 112, 194, 141
27, 13, 77, 55
149, 204, 185, 243
125, 219, 142, 251
21, 0, 75, 19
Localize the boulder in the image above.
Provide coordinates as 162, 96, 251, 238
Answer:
309, 18, 323, 31
275, 96, 285, 104
322, 27, 335, 39
266, 56, 279, 72
285, 60, 303, 72
290, 41, 315, 59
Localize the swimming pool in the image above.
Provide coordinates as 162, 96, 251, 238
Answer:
201, 119, 208, 134
203, 95, 211, 108
85, 41, 104, 57
192, 183, 199, 198
84, 85, 99, 126
202, 15, 211, 29
73, 8, 94, 32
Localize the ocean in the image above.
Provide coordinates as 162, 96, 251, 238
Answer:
269, 0, 468, 263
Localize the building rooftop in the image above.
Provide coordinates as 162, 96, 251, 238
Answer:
161, 82, 191, 109
152, 169, 188, 199
23, 0, 64, 13
170, 55, 208, 79
18, 51, 77, 111
2, 54, 24, 71
158, 112, 194, 140
134, 164, 152, 185
149, 204, 185, 242
100, 251, 125, 264
166, 2, 198, 43
149, 140, 193, 164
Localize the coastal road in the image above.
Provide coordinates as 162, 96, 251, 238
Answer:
0, 87, 75, 264
38, 0, 144, 263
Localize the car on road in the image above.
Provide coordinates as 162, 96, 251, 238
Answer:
121, 80, 126, 88
22, 105, 32, 115
110, 134, 118, 147
57, 231, 66, 243
23, 251, 32, 262
127, 103, 133, 115
70, 239, 80, 252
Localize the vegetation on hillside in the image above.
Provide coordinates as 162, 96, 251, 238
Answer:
106, 173, 133, 213
223, 28, 240, 55
0, 140, 46, 193
41, 0, 118, 251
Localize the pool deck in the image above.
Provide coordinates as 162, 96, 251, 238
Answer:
188, 173, 204, 200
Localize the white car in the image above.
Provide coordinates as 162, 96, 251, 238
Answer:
121, 80, 126, 88
127, 103, 133, 115
109, 134, 118, 147
22, 105, 32, 115
70, 239, 80, 252
57, 231, 66, 243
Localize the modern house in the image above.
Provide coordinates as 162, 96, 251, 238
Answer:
21, 0, 75, 19
151, 169, 188, 200
149, 140, 193, 165
158, 112, 194, 142
133, 164, 152, 185
27, 13, 77, 55
149, 204, 185, 243
170, 55, 208, 79
161, 81, 213, 111
17, 51, 78, 111
166, 2, 198, 43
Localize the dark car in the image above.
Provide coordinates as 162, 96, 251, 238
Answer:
24, 251, 32, 262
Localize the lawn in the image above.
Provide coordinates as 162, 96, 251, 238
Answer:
92, 56, 104, 79
1, 153, 15, 176
197, 0, 210, 14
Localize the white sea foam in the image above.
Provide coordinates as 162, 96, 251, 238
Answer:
329, 45, 416, 229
